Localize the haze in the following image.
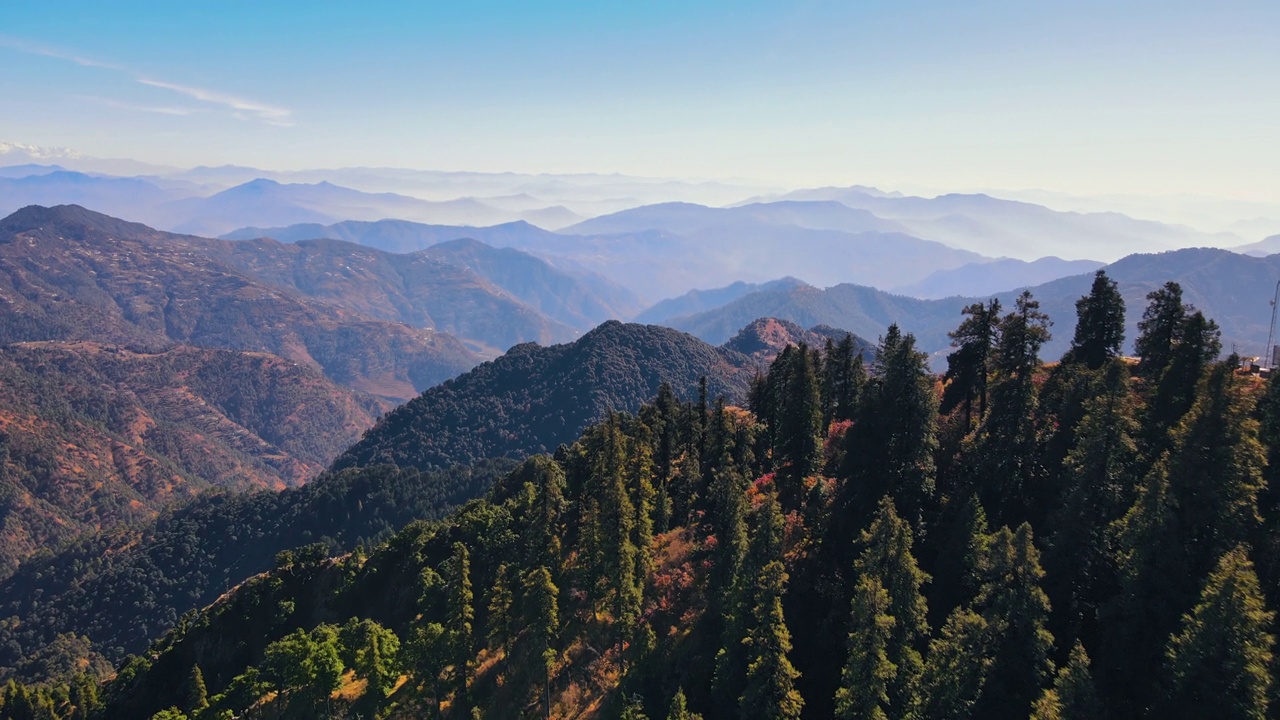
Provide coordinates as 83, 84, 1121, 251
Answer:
2, 0, 1278, 201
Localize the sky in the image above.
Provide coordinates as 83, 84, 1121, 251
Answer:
1, 0, 1278, 198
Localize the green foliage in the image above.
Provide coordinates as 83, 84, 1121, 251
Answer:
971, 524, 1054, 720
448, 542, 475, 697
1063, 270, 1125, 370
839, 324, 938, 540
16, 291, 1280, 720
261, 625, 344, 709
773, 345, 823, 507
911, 609, 992, 720
0, 459, 514, 680
333, 321, 752, 473
1164, 546, 1274, 720
1134, 281, 1186, 382
970, 291, 1052, 527
1030, 643, 1101, 720
339, 618, 402, 699
739, 561, 804, 720
835, 576, 895, 720
852, 498, 929, 710
182, 666, 207, 713
665, 687, 703, 720
486, 564, 515, 654
942, 299, 1001, 425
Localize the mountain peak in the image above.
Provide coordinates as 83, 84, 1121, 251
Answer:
0, 204, 155, 237
722, 317, 825, 360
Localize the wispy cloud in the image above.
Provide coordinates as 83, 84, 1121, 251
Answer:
0, 35, 294, 127
136, 78, 292, 126
71, 94, 203, 117
0, 34, 124, 71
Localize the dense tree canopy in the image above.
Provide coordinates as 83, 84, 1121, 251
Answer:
11, 277, 1280, 720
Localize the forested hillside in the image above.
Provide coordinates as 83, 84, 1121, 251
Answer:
0, 341, 383, 577
0, 459, 517, 686
13, 269, 1272, 720
0, 205, 480, 402
334, 321, 754, 473
202, 236, 579, 353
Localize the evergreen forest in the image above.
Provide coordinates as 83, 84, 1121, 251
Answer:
5, 270, 1277, 720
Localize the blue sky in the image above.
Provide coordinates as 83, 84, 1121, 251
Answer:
1, 0, 1277, 197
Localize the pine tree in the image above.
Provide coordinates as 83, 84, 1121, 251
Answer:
739, 560, 804, 720
911, 608, 992, 720
621, 696, 651, 720
449, 542, 475, 699
839, 325, 938, 541
1164, 546, 1274, 720
775, 343, 823, 509
522, 566, 560, 720
942, 299, 1001, 426
714, 490, 785, 714
1030, 643, 1102, 720
607, 426, 642, 653
666, 687, 704, 720
339, 619, 402, 700
1113, 361, 1265, 683
1044, 359, 1139, 646
852, 498, 929, 710
1063, 270, 1125, 370
651, 382, 680, 532
1134, 281, 1186, 382
972, 291, 1051, 527
487, 563, 515, 656
183, 665, 207, 713
710, 466, 750, 599
823, 334, 865, 425
971, 524, 1054, 720
526, 455, 567, 572
927, 494, 992, 623
1143, 309, 1221, 452
835, 576, 895, 720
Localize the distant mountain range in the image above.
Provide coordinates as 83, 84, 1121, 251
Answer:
0, 173, 577, 236
196, 235, 580, 354
220, 217, 566, 252
634, 277, 809, 324
756, 187, 1238, 261
890, 257, 1106, 299
222, 194, 1249, 303
649, 247, 1280, 364
1233, 234, 1280, 257
0, 205, 479, 402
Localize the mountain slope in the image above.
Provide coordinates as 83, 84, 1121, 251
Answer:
721, 317, 875, 364
775, 186, 1235, 261
0, 172, 182, 223
667, 247, 1280, 362
422, 237, 642, 328
1233, 233, 1280, 257
220, 218, 566, 253
199, 236, 578, 353
890, 256, 1105, 299
558, 201, 988, 295
334, 321, 755, 473
636, 277, 808, 324
221, 220, 641, 329
0, 459, 516, 682
0, 341, 383, 578
158, 179, 518, 237
0, 205, 479, 402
